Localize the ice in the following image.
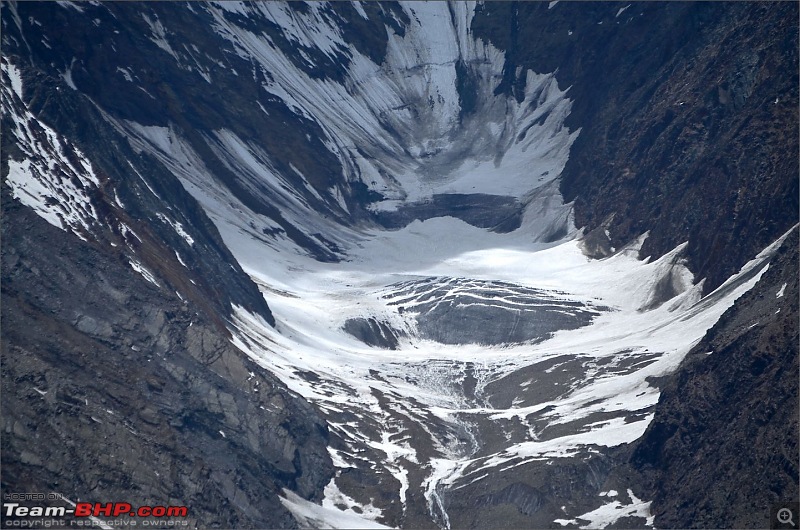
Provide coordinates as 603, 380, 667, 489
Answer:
212, 183, 783, 529
225, 219, 780, 527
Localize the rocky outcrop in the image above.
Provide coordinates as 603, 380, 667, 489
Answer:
473, 2, 799, 294
630, 228, 798, 528
382, 277, 606, 346
1, 191, 333, 528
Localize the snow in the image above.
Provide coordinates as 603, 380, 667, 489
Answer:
365, 430, 417, 513
224, 217, 779, 527
6, 62, 22, 95
571, 489, 654, 529
128, 260, 160, 287
116, 66, 133, 82
776, 282, 787, 298
156, 213, 195, 246
2, 60, 100, 240
141, 13, 178, 60
352, 2, 369, 20
323, 479, 384, 522
328, 448, 355, 469
279, 489, 392, 529
55, 1, 85, 12
507, 414, 648, 459
83, 4, 792, 527
175, 251, 188, 268
206, 0, 577, 216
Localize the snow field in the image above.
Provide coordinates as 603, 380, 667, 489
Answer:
227, 213, 781, 527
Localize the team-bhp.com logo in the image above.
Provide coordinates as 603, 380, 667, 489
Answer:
3, 494, 189, 528
73, 504, 187, 519
5, 504, 187, 518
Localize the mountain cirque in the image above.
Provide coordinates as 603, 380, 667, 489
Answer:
1, 2, 797, 529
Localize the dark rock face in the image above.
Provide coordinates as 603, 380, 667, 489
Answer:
1, 190, 332, 528
473, 1, 799, 294
630, 228, 799, 528
446, 450, 624, 529
375, 194, 525, 233
1, 51, 275, 327
1, 1, 797, 529
0, 1, 380, 263
384, 277, 606, 346
1, 3, 334, 525
343, 317, 404, 350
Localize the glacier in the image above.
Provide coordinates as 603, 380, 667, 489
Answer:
2, 2, 791, 528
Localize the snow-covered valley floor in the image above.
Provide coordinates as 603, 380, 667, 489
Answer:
224, 214, 780, 529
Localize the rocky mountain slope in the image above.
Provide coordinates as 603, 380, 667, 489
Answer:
630, 228, 798, 529
2, 194, 331, 528
1, 2, 797, 529
473, 1, 798, 293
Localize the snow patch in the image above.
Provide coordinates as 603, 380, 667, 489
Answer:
3, 60, 100, 240
156, 213, 195, 246
128, 260, 160, 287
572, 489, 654, 529
280, 489, 391, 529
323, 479, 384, 522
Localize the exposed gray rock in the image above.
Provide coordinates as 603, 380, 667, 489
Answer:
343, 317, 405, 350
1, 103, 332, 530
630, 228, 799, 528
384, 277, 607, 346
473, 2, 798, 294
